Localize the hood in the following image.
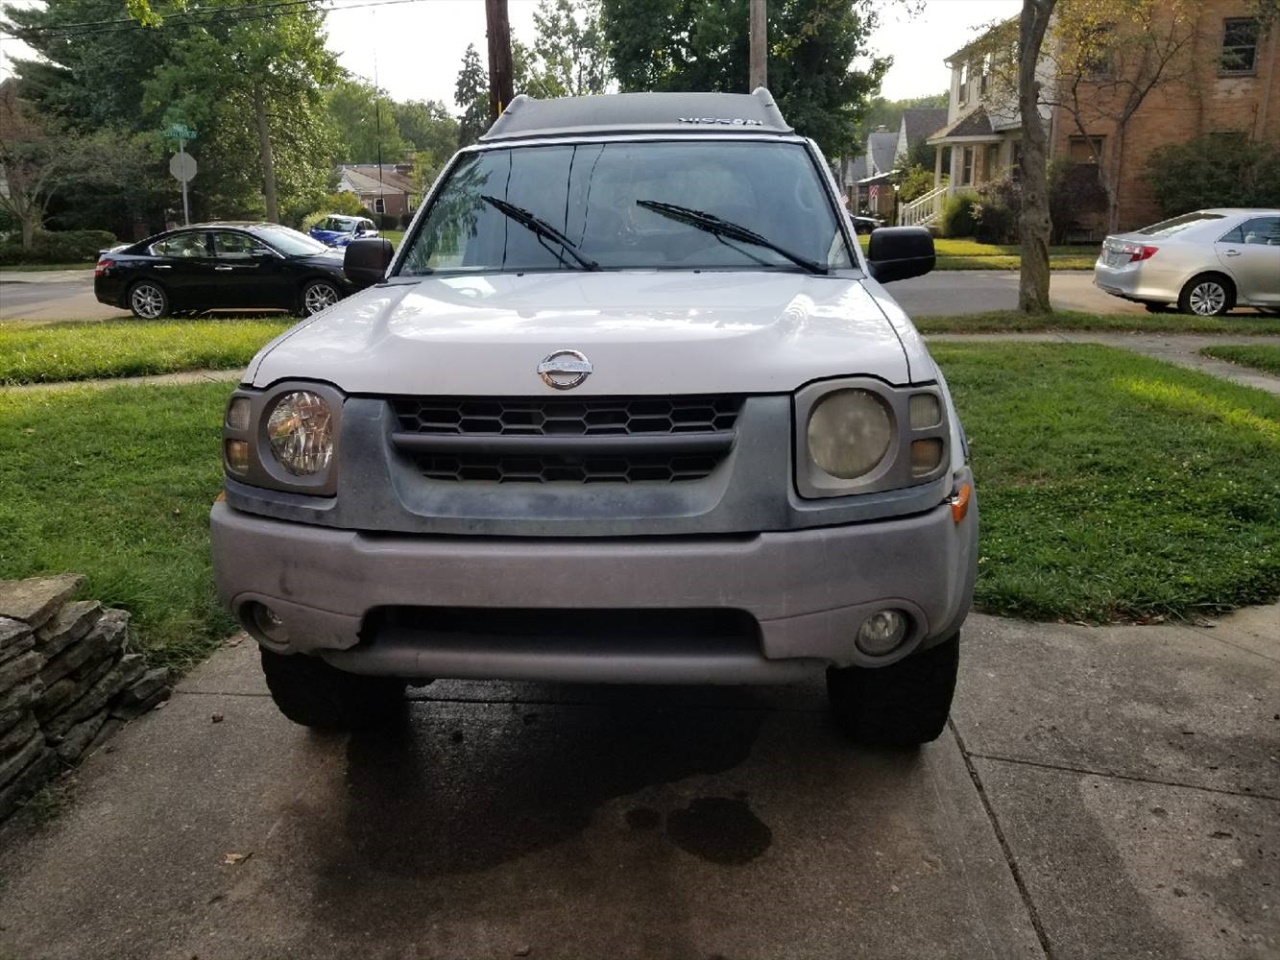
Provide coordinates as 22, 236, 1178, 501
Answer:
248, 271, 911, 395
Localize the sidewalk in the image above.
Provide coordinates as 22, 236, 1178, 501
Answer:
0, 605, 1275, 959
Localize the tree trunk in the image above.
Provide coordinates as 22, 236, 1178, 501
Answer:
1105, 123, 1127, 234
254, 89, 279, 224
20, 213, 36, 249
1017, 0, 1056, 315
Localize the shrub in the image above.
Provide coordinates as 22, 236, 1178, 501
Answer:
399, 212, 413, 228
1048, 159, 1108, 243
973, 176, 1020, 244
377, 213, 399, 231
939, 191, 979, 238
0, 229, 119, 265
894, 164, 938, 204
1146, 133, 1280, 217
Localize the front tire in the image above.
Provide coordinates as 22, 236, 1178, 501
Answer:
260, 648, 406, 730
1178, 274, 1235, 317
826, 634, 959, 747
128, 280, 170, 319
300, 279, 342, 317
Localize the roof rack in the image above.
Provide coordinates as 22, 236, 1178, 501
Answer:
480, 88, 794, 143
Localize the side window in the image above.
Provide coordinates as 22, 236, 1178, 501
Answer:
1219, 224, 1244, 244
1240, 217, 1280, 245
150, 232, 208, 258
1221, 18, 1259, 75
213, 231, 265, 259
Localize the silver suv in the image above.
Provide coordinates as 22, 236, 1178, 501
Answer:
211, 90, 978, 745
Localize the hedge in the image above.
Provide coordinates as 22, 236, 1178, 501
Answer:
0, 230, 120, 266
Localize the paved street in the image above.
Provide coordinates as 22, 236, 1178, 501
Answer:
1, 607, 1276, 960
0, 269, 1169, 322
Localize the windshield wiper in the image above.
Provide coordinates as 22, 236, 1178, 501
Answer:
635, 199, 829, 275
480, 195, 600, 271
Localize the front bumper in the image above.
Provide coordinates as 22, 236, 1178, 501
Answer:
210, 478, 977, 685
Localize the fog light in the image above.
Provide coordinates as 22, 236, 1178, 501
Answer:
856, 609, 909, 656
246, 601, 288, 644
910, 438, 943, 476
225, 439, 250, 475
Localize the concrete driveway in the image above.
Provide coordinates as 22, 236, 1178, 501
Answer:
0, 607, 1275, 960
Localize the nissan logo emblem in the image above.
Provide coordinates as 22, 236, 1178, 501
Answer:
537, 349, 593, 390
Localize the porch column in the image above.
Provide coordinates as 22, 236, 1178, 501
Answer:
934, 145, 944, 192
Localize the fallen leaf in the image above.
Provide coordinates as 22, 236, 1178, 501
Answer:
211, 713, 224, 724
223, 852, 251, 865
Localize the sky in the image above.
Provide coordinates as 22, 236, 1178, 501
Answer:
0, 0, 1024, 108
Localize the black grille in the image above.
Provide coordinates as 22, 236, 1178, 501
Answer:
389, 395, 742, 484
414, 452, 723, 484
391, 396, 743, 436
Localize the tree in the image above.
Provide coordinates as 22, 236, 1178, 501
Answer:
326, 78, 409, 165
455, 43, 490, 148
529, 0, 611, 97
144, 1, 340, 223
600, 0, 889, 156
0, 82, 67, 246
393, 100, 459, 160
1017, 0, 1056, 314
1145, 135, 1280, 217
1040, 0, 1201, 234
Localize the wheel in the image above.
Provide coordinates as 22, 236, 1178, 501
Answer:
1177, 274, 1235, 317
128, 281, 170, 319
260, 648, 406, 730
1143, 302, 1171, 314
300, 279, 342, 317
826, 633, 959, 746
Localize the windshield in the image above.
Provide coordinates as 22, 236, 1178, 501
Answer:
399, 140, 854, 275
315, 216, 358, 233
257, 225, 331, 257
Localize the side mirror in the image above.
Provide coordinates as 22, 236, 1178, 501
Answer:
866, 226, 935, 283
344, 238, 394, 286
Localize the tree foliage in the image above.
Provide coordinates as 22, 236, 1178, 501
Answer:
455, 42, 491, 148
529, 0, 611, 97
326, 78, 408, 165
1146, 135, 1280, 217
599, 0, 889, 156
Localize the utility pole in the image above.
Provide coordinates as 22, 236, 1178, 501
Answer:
749, 0, 767, 90
485, 0, 514, 121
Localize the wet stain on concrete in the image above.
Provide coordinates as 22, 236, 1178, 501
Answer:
666, 796, 772, 865
320, 690, 767, 883
626, 806, 662, 831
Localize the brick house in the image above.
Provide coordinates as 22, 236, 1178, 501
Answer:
336, 163, 418, 221
907, 2, 1279, 233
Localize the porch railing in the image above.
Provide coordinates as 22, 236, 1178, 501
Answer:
897, 185, 948, 228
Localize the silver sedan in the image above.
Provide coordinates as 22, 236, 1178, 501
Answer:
1094, 208, 1280, 316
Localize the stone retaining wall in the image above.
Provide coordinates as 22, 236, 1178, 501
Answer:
0, 575, 172, 820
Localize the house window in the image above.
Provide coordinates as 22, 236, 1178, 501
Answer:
980, 53, 992, 95
374, 197, 386, 214
1221, 18, 1259, 75
961, 146, 974, 185
959, 62, 969, 105
1068, 136, 1105, 164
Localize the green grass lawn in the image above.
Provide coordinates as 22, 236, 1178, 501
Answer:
1200, 344, 1280, 376
2, 344, 1277, 671
381, 229, 404, 248
0, 318, 294, 385
938, 343, 1280, 622
917, 309, 1280, 335
858, 235, 1098, 270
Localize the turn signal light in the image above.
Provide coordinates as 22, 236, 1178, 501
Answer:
950, 483, 972, 523
94, 258, 113, 277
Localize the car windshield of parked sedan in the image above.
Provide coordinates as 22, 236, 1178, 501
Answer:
316, 216, 360, 233
399, 140, 854, 275
1135, 212, 1226, 239
255, 225, 332, 257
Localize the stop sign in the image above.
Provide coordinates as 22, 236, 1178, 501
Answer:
170, 152, 198, 183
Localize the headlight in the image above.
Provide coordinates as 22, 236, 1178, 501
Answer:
806, 389, 893, 480
266, 391, 334, 476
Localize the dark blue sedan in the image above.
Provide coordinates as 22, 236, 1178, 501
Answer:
94, 222, 358, 319
308, 215, 379, 248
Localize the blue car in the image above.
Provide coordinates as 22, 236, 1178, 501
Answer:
308, 214, 379, 248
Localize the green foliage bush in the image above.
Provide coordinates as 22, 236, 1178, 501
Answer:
894, 164, 938, 204
973, 176, 1021, 244
1048, 159, 1108, 242
298, 192, 369, 232
0, 230, 119, 265
939, 191, 979, 238
1146, 134, 1280, 217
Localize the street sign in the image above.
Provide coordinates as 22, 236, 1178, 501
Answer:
164, 123, 197, 142
169, 152, 197, 183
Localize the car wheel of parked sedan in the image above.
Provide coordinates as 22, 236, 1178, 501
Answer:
260, 648, 406, 730
128, 281, 170, 320
826, 633, 959, 747
300, 279, 342, 316
1178, 274, 1235, 317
